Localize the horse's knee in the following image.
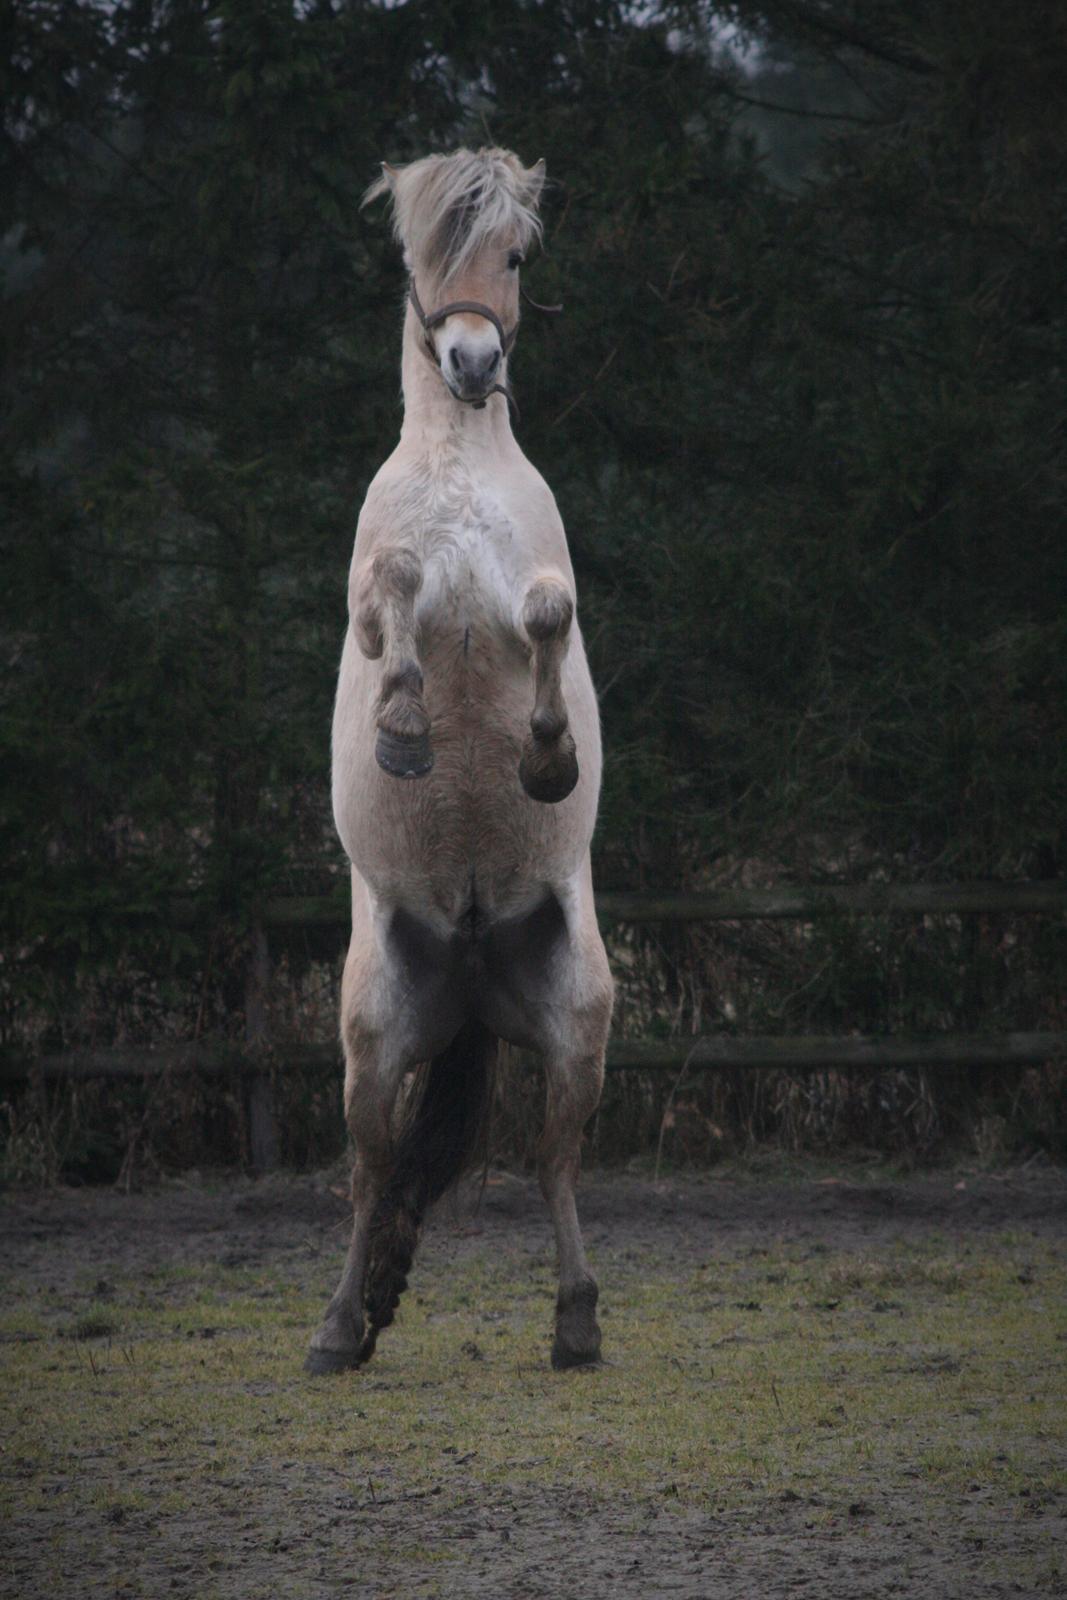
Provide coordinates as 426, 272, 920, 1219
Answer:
523, 578, 573, 643
350, 579, 384, 658
350, 547, 422, 658
380, 657, 424, 705
373, 546, 422, 600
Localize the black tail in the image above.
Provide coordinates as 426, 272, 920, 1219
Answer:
355, 1020, 497, 1366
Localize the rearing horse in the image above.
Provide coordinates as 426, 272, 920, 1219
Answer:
307, 148, 613, 1375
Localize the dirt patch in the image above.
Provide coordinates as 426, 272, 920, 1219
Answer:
7, 1163, 1065, 1283
3, 1163, 1066, 1599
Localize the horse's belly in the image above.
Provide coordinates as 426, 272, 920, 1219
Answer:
331, 624, 600, 927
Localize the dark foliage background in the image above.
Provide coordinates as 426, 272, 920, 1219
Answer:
2, 0, 1065, 1175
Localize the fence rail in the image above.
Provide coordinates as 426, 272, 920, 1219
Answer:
6, 880, 1065, 1167
3, 1030, 1065, 1087
166, 879, 1067, 931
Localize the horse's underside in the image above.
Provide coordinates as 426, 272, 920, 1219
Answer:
385, 889, 569, 1045
307, 146, 613, 1375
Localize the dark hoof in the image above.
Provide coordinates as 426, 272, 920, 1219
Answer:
304, 1344, 361, 1376
519, 731, 579, 804
551, 1278, 602, 1369
551, 1340, 603, 1371
376, 728, 434, 779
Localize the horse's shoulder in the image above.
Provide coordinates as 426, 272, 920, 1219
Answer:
354, 456, 432, 546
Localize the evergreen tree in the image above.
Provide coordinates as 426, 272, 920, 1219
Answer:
2, 0, 1064, 1057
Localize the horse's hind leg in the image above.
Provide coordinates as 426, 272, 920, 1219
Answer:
541, 1033, 610, 1367
519, 578, 579, 804
538, 955, 612, 1368
306, 1007, 401, 1373
307, 900, 470, 1373
306, 929, 410, 1373
352, 546, 433, 779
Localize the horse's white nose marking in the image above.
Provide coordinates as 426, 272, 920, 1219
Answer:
437, 319, 502, 393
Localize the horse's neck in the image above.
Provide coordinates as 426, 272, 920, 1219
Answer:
398, 305, 515, 461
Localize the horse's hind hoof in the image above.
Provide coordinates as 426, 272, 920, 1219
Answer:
305, 1344, 360, 1376
376, 728, 434, 779
551, 1278, 601, 1368
519, 731, 578, 804
551, 1341, 603, 1371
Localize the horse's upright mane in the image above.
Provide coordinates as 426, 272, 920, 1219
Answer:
364, 146, 544, 283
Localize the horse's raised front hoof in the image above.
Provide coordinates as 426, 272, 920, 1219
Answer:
520, 730, 578, 804
551, 1279, 602, 1370
375, 728, 434, 780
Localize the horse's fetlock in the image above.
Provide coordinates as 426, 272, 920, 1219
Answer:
519, 727, 579, 804
389, 658, 424, 697
377, 692, 430, 741
557, 1276, 599, 1317
531, 704, 568, 743
377, 657, 428, 742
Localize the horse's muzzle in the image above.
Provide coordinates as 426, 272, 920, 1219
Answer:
446, 342, 501, 403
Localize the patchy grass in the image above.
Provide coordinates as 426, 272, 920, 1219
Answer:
3, 1172, 1065, 1597
3, 1230, 1064, 1528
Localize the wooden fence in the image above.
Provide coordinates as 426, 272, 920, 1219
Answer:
3, 880, 1066, 1169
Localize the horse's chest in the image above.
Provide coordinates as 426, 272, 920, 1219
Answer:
414, 488, 518, 633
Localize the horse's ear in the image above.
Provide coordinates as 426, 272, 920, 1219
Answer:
362, 161, 399, 209
523, 158, 547, 206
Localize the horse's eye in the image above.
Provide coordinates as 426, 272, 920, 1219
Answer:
507, 251, 524, 270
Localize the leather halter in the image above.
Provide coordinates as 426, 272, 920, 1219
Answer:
408, 278, 514, 408
408, 277, 561, 411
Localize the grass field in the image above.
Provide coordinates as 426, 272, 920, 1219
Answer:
2, 1164, 1065, 1598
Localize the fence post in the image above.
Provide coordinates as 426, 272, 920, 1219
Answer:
245, 921, 279, 1172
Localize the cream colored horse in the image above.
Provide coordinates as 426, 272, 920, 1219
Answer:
307, 148, 614, 1374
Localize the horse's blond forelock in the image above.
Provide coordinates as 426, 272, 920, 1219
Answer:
363, 147, 544, 282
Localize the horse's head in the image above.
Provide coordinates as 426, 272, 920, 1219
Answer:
365, 147, 546, 406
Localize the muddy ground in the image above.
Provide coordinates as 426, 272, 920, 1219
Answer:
3, 1163, 1066, 1598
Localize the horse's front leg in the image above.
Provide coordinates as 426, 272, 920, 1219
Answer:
518, 576, 579, 803
352, 546, 433, 779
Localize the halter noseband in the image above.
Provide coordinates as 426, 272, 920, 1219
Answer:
408, 278, 561, 412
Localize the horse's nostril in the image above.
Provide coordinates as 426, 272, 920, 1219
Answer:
449, 347, 462, 373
